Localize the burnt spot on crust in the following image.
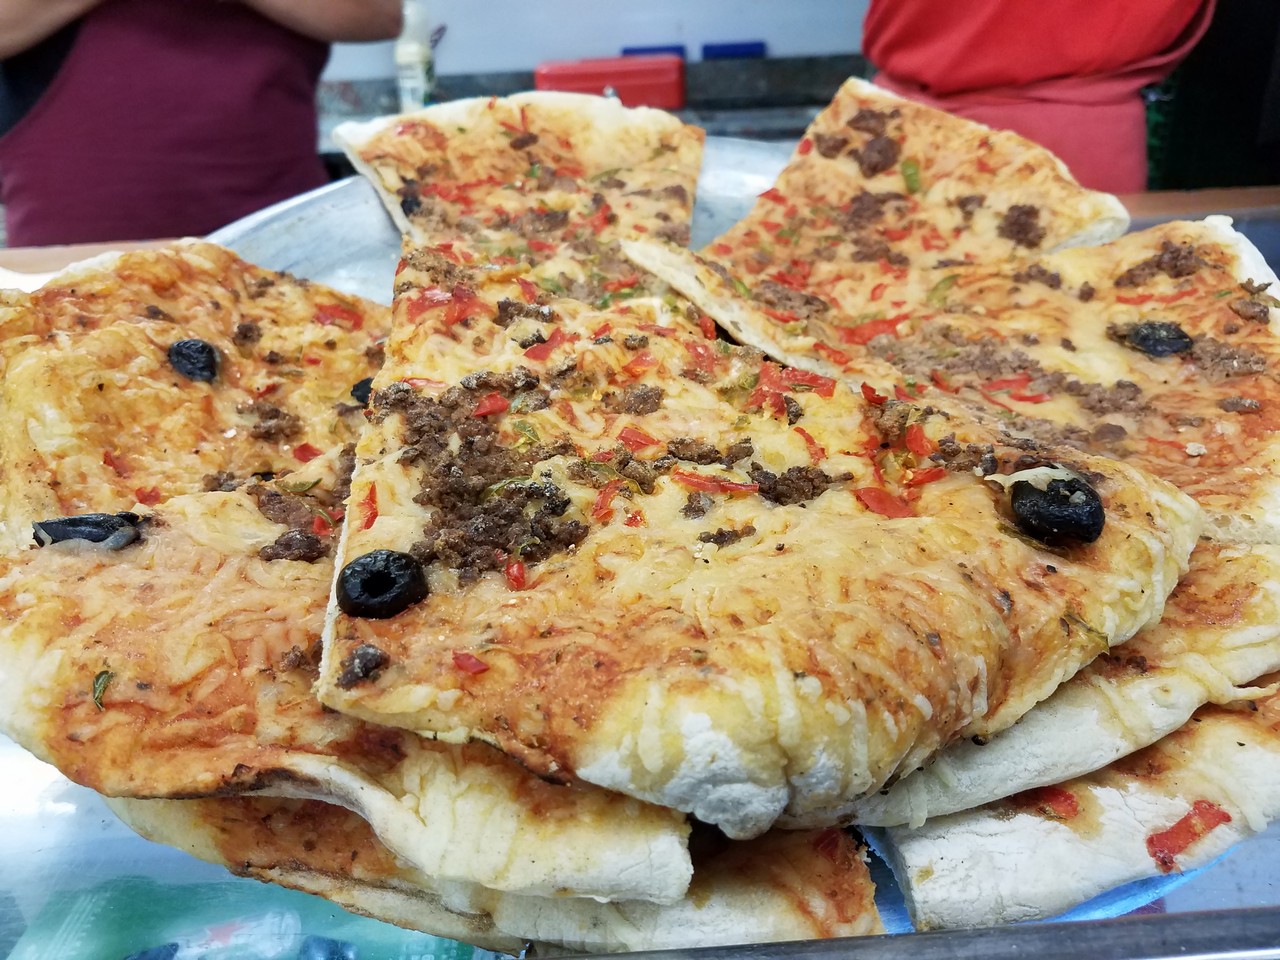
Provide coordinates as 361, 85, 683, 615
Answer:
1115, 241, 1206, 287
1219, 396, 1262, 413
747, 462, 846, 506
603, 384, 664, 415
852, 135, 901, 178
259, 529, 327, 563
239, 400, 303, 441
681, 492, 713, 519
336, 643, 390, 689
1012, 263, 1062, 290
997, 205, 1047, 248
698, 524, 757, 547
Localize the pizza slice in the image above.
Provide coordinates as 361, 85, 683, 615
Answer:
317, 241, 1202, 841
851, 542, 1280, 826
107, 794, 885, 953
0, 241, 387, 551
870, 674, 1280, 929
334, 92, 704, 300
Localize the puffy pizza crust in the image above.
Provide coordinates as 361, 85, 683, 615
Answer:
107, 795, 884, 953
871, 682, 1280, 928
852, 543, 1280, 826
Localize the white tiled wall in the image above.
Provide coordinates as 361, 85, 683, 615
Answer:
322, 0, 869, 81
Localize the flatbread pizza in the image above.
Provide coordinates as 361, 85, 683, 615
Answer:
852, 543, 1280, 826
872, 675, 1280, 929
317, 240, 1201, 840
107, 795, 885, 953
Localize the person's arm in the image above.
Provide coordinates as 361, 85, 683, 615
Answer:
238, 0, 403, 42
0, 0, 103, 59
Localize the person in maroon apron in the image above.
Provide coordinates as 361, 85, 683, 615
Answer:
0, 0, 401, 245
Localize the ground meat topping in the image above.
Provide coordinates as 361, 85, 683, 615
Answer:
753, 279, 831, 319
202, 471, 240, 493
813, 132, 850, 158
232, 321, 262, 346
870, 400, 912, 446
1115, 241, 1206, 287
851, 236, 909, 266
604, 383, 664, 415
1190, 337, 1268, 379
841, 190, 904, 229
336, 643, 390, 689
1230, 298, 1271, 324
698, 524, 757, 547
954, 194, 985, 222
935, 435, 998, 475
1012, 263, 1062, 289
853, 135, 901, 178
720, 438, 754, 466
331, 444, 357, 508
667, 438, 722, 465
655, 222, 692, 246
403, 247, 473, 289
239, 400, 303, 441
622, 333, 650, 350
509, 131, 539, 150
259, 529, 327, 563
250, 487, 314, 531
681, 491, 713, 519
997, 205, 1047, 248
747, 462, 843, 505
783, 395, 804, 425
1063, 378, 1148, 417
1091, 422, 1128, 442
493, 298, 553, 329
847, 107, 894, 135
1219, 396, 1262, 413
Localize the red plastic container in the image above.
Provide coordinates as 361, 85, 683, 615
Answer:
534, 54, 685, 110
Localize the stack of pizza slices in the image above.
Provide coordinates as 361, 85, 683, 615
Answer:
0, 84, 1271, 950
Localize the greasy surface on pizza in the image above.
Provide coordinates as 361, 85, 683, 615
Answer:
0, 241, 387, 549
336, 92, 704, 297
876, 676, 1280, 929
692, 78, 1126, 369
0, 477, 692, 901
110, 796, 884, 952
853, 542, 1280, 826
319, 243, 1201, 839
857, 218, 1280, 542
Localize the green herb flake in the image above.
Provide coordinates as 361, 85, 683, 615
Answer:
731, 277, 753, 299
513, 420, 540, 444
277, 477, 321, 495
540, 277, 567, 295
1212, 290, 1234, 299
901, 158, 923, 194
589, 167, 622, 182
926, 274, 959, 308
92, 670, 114, 711
526, 162, 542, 180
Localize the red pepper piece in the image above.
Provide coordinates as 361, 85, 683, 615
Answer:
516, 277, 539, 303
603, 275, 641, 292
1146, 800, 1232, 873
698, 312, 717, 340
293, 443, 323, 463
472, 392, 510, 417
797, 137, 814, 156
814, 342, 851, 367
504, 557, 527, 590
759, 187, 787, 204
618, 426, 660, 452
527, 238, 558, 253
840, 314, 909, 345
134, 486, 162, 506
314, 301, 364, 330
861, 383, 888, 406
103, 450, 130, 477
905, 423, 934, 457
524, 326, 568, 361
1014, 785, 1080, 820
359, 483, 379, 530
982, 372, 1033, 392
854, 487, 914, 518
671, 468, 760, 495
906, 466, 947, 487
794, 426, 826, 463
592, 478, 626, 524
869, 282, 888, 302
781, 367, 836, 397
453, 651, 490, 675
620, 350, 658, 378
623, 510, 646, 527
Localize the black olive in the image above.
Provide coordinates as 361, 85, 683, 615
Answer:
350, 377, 374, 406
1114, 321, 1193, 358
1009, 476, 1105, 546
337, 549, 427, 618
399, 193, 421, 216
167, 339, 220, 382
33, 512, 141, 549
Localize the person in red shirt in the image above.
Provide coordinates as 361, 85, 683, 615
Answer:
0, 0, 402, 245
861, 0, 1216, 194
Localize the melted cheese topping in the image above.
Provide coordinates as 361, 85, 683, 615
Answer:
321, 248, 1202, 838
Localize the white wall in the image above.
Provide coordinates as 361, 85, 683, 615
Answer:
323, 0, 869, 81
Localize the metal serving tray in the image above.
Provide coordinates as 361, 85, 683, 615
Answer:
1, 137, 1278, 959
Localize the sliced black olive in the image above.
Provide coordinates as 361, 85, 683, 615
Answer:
350, 377, 374, 406
33, 512, 141, 549
337, 549, 427, 618
1009, 476, 1105, 546
1112, 321, 1193, 358
167, 339, 220, 382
